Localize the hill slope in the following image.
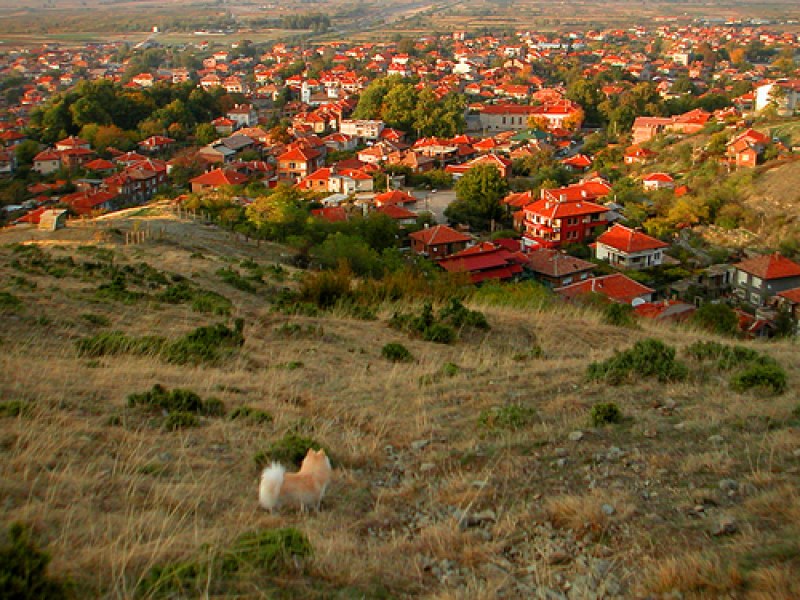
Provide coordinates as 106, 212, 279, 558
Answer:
1, 207, 799, 598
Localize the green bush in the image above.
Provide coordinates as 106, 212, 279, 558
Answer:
127, 384, 226, 417
442, 362, 460, 377
0, 400, 30, 418
422, 322, 456, 344
591, 402, 623, 426
587, 338, 688, 385
478, 404, 537, 431
684, 341, 762, 369
0, 523, 68, 599
95, 274, 144, 303
229, 406, 273, 425
220, 528, 312, 575
162, 321, 245, 365
81, 313, 111, 327
163, 412, 200, 430
602, 303, 638, 328
190, 291, 232, 315
730, 363, 787, 395
256, 433, 325, 468
438, 298, 490, 330
217, 267, 256, 293
137, 528, 311, 599
0, 291, 22, 312
381, 342, 414, 362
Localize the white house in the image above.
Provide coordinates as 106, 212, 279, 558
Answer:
594, 223, 669, 270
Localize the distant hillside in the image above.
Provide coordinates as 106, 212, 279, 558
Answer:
1, 207, 799, 598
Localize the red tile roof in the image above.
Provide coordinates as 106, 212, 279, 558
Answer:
734, 253, 800, 280
376, 204, 417, 220
555, 273, 654, 304
190, 168, 248, 187
408, 224, 472, 246
528, 248, 595, 277
596, 224, 669, 253
777, 287, 800, 303
374, 189, 417, 206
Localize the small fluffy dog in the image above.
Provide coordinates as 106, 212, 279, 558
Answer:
259, 448, 332, 512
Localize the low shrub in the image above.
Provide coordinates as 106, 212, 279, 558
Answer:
422, 322, 456, 344
602, 303, 638, 328
95, 274, 144, 303
217, 267, 256, 293
591, 402, 623, 426
381, 342, 414, 362
127, 384, 226, 417
137, 529, 311, 598
0, 400, 29, 418
442, 362, 460, 377
0, 291, 22, 312
478, 404, 537, 431
0, 522, 68, 599
255, 433, 325, 468
190, 291, 232, 315
220, 528, 312, 575
81, 313, 111, 327
156, 282, 195, 304
438, 298, 490, 330
730, 363, 787, 395
162, 320, 245, 365
229, 406, 273, 425
684, 341, 762, 370
162, 412, 200, 430
587, 338, 688, 385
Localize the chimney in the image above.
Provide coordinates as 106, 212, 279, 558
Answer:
559, 193, 567, 202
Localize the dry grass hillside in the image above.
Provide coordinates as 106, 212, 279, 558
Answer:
1, 207, 799, 599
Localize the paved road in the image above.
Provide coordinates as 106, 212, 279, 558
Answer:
408, 189, 456, 224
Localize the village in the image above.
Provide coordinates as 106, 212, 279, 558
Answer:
1, 18, 799, 338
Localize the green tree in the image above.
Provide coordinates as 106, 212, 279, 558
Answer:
445, 164, 510, 231
195, 123, 218, 146
245, 185, 309, 241
691, 302, 738, 337
14, 140, 40, 167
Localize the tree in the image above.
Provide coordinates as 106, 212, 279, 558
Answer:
691, 302, 738, 337
14, 140, 40, 167
445, 164, 510, 231
195, 123, 218, 146
382, 83, 418, 132
245, 185, 309, 241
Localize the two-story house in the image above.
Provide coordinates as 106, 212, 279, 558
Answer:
732, 253, 800, 307
527, 248, 595, 288
519, 184, 609, 250
276, 146, 322, 183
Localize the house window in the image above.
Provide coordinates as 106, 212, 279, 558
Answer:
751, 276, 762, 288
750, 292, 761, 305
737, 271, 748, 285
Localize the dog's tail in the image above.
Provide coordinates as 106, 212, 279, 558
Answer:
259, 463, 285, 510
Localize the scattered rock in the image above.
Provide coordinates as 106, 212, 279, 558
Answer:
555, 458, 568, 468
708, 434, 725, 445
601, 503, 616, 516
420, 462, 436, 473
411, 439, 430, 451
712, 516, 738, 536
606, 447, 624, 461
568, 431, 584, 442
555, 447, 569, 457
793, 448, 800, 458
718, 479, 739, 493
455, 509, 497, 529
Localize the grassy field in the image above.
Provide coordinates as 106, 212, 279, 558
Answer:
1, 205, 799, 598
